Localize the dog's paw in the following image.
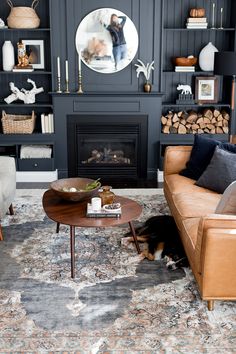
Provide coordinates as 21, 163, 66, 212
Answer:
121, 237, 134, 248
141, 250, 155, 261
138, 252, 146, 260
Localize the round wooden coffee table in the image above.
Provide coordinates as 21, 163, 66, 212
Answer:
42, 190, 142, 278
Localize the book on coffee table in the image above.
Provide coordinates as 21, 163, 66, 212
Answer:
86, 203, 121, 218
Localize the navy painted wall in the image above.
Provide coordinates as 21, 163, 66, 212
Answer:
50, 0, 163, 93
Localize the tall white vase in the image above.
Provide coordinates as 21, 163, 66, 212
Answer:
2, 41, 15, 71
199, 42, 218, 71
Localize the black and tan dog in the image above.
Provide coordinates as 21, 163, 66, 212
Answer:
125, 215, 189, 270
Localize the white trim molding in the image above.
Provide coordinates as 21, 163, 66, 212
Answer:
16, 170, 58, 183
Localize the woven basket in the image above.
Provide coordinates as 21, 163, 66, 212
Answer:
1, 111, 36, 134
7, 0, 40, 29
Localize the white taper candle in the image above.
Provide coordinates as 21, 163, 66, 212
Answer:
57, 56, 61, 77
65, 60, 68, 81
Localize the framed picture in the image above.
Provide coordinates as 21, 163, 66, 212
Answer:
22, 40, 45, 69
195, 76, 218, 104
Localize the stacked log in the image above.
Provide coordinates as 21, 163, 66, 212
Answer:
161, 109, 230, 134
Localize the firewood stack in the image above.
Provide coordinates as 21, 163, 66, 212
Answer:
161, 109, 230, 134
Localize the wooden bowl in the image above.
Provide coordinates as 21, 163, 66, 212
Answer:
174, 57, 197, 66
50, 177, 101, 202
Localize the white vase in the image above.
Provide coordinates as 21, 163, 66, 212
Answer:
2, 41, 15, 71
199, 42, 218, 71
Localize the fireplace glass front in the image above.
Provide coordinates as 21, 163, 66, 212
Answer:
67, 115, 148, 183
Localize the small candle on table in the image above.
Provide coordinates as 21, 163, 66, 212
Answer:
57, 56, 61, 77
65, 60, 68, 81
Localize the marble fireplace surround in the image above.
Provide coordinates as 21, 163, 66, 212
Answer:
52, 92, 163, 180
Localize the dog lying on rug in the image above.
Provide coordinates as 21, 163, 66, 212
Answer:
124, 215, 189, 270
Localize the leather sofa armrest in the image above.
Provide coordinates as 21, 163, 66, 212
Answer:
163, 146, 192, 176
195, 214, 236, 297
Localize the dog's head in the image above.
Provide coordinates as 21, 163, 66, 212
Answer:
163, 255, 188, 270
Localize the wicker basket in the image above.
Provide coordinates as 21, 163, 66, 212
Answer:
6, 0, 40, 29
1, 111, 36, 134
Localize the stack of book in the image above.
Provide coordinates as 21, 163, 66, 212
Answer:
41, 113, 54, 133
175, 66, 195, 72
186, 17, 208, 29
86, 203, 121, 218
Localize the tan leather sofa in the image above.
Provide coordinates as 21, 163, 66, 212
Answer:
164, 145, 236, 310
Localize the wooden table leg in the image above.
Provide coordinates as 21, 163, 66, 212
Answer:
56, 222, 60, 233
9, 204, 14, 215
129, 221, 141, 254
70, 226, 75, 278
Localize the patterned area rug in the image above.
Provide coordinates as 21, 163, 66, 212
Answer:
0, 190, 236, 353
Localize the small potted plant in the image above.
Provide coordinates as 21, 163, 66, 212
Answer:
135, 59, 154, 92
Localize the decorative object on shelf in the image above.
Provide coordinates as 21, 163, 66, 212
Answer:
161, 108, 229, 135
1, 110, 36, 134
77, 51, 83, 94
20, 144, 52, 159
6, 0, 40, 29
75, 8, 138, 74
2, 40, 15, 71
99, 186, 115, 206
214, 51, 236, 111
211, 2, 216, 29
199, 42, 218, 71
174, 56, 197, 72
22, 40, 45, 69
135, 59, 154, 93
176, 84, 194, 104
56, 56, 62, 93
189, 8, 205, 18
174, 56, 197, 67
219, 7, 224, 29
65, 60, 70, 93
187, 9, 207, 29
4, 78, 44, 104
195, 76, 218, 104
0, 18, 7, 28
41, 113, 54, 133
14, 40, 33, 71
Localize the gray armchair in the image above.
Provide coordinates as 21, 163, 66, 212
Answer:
0, 156, 16, 240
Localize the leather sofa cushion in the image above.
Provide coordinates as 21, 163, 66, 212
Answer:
165, 174, 218, 195
172, 192, 221, 218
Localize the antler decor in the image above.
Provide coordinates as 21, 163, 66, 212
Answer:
4, 79, 44, 104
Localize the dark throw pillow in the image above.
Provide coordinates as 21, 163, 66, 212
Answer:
195, 146, 236, 194
180, 135, 236, 180
180, 135, 220, 180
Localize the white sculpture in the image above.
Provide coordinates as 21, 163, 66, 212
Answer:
177, 84, 192, 95
4, 79, 44, 104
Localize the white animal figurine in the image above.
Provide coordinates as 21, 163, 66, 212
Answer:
177, 84, 192, 95
4, 79, 44, 104
0, 18, 5, 28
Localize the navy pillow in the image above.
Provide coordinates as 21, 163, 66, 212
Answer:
196, 146, 236, 193
180, 135, 236, 180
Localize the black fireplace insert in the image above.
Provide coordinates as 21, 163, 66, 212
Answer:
67, 115, 148, 185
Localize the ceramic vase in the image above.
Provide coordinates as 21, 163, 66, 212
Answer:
2, 41, 15, 71
144, 82, 152, 93
199, 42, 218, 71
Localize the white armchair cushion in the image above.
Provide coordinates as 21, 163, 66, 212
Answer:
0, 156, 16, 218
215, 181, 236, 215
